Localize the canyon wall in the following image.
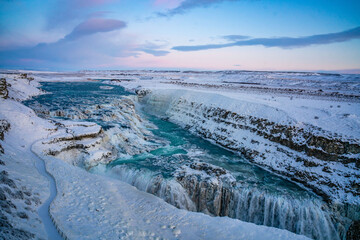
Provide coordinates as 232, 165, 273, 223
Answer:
139, 89, 360, 208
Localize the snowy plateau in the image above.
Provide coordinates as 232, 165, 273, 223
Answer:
0, 70, 359, 240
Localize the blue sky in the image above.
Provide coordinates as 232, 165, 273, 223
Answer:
0, 0, 359, 71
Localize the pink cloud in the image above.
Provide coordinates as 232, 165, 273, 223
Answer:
46, 0, 115, 30
64, 18, 126, 40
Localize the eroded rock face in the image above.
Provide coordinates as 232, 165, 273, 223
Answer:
346, 220, 360, 240
180, 99, 359, 162
0, 120, 10, 154
0, 171, 41, 240
135, 89, 152, 98
184, 101, 360, 200
0, 120, 10, 141
175, 162, 236, 216
40, 121, 115, 169
0, 78, 9, 99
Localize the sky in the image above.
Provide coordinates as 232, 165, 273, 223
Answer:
0, 0, 359, 72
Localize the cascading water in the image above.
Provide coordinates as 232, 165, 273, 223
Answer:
229, 189, 340, 239
23, 81, 350, 240
101, 165, 196, 211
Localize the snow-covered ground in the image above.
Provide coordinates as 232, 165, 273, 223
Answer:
0, 72, 321, 239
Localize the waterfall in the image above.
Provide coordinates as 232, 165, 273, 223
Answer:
229, 189, 342, 240
107, 164, 344, 240
109, 166, 196, 211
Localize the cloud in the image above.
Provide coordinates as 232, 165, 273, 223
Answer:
0, 34, 136, 70
141, 49, 170, 56
0, 17, 133, 70
158, 0, 240, 17
64, 18, 126, 40
173, 26, 360, 51
46, 0, 114, 30
136, 41, 170, 56
222, 35, 249, 41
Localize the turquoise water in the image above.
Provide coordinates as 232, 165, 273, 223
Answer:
24, 81, 343, 240
25, 81, 133, 105
111, 112, 313, 196
23, 81, 133, 129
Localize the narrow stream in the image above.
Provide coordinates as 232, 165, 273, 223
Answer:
23, 81, 349, 240
31, 150, 63, 240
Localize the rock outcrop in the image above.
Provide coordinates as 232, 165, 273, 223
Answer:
175, 162, 236, 216
40, 121, 115, 169
0, 170, 39, 240
0, 120, 10, 141
0, 120, 10, 154
0, 78, 9, 99
346, 220, 360, 240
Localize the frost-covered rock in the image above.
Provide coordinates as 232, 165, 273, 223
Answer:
0, 78, 9, 99
0, 119, 10, 154
38, 120, 116, 169
135, 88, 151, 98
175, 162, 236, 216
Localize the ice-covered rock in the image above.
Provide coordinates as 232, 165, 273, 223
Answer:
38, 120, 116, 169
175, 162, 236, 216
0, 78, 9, 99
